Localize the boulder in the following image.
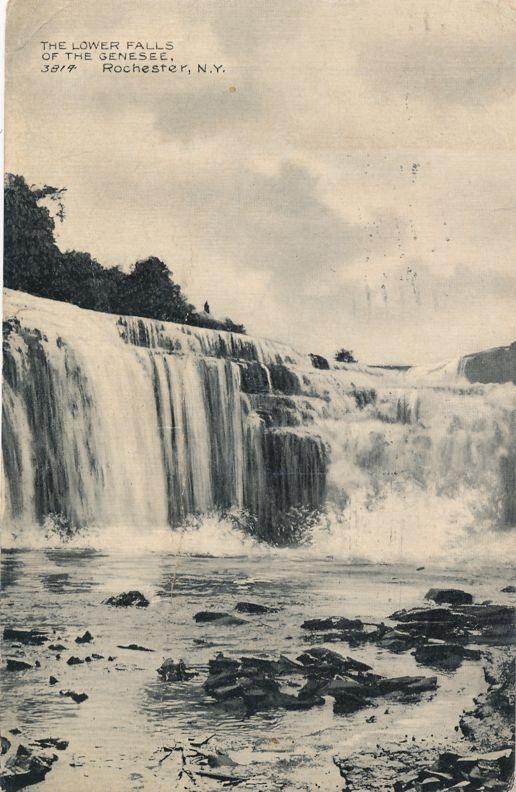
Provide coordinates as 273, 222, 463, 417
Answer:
425, 588, 473, 606
234, 602, 278, 614
103, 590, 149, 608
60, 690, 88, 703
66, 656, 84, 666
309, 353, 330, 370
1, 736, 11, 755
301, 616, 364, 631
5, 659, 32, 672
48, 643, 66, 651
501, 585, 516, 593
49, 676, 58, 685
117, 644, 155, 652
75, 631, 93, 644
332, 690, 371, 714
414, 643, 481, 670
34, 738, 69, 751
157, 658, 195, 681
0, 744, 58, 791
3, 627, 48, 646
390, 607, 455, 623
194, 611, 247, 626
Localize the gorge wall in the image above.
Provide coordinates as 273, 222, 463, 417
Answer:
2, 289, 516, 549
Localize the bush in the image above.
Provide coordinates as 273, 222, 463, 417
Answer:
335, 348, 357, 363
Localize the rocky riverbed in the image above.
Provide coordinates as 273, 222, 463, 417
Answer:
1, 550, 514, 790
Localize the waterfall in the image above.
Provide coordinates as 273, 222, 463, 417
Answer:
2, 289, 516, 550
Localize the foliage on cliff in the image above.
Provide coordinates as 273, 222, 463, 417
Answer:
3, 173, 245, 333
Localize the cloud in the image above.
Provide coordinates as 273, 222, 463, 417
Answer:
359, 38, 516, 106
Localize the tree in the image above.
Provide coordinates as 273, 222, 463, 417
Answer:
4, 173, 65, 295
119, 257, 194, 323
335, 348, 357, 363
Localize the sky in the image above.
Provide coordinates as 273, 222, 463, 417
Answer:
5, 0, 516, 364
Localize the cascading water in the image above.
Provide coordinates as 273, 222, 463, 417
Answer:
2, 288, 515, 560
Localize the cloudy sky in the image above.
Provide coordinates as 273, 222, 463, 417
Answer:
6, 0, 516, 363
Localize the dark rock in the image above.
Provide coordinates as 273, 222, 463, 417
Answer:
297, 647, 372, 677
5, 659, 32, 672
3, 627, 48, 646
332, 690, 371, 714
194, 611, 247, 626
8, 729, 21, 736
374, 675, 438, 695
91, 653, 104, 660
234, 602, 278, 614
49, 676, 58, 685
208, 653, 240, 675
309, 353, 330, 370
425, 588, 473, 605
34, 738, 69, 751
117, 644, 155, 652
501, 585, 516, 593
414, 643, 481, 670
34, 660, 41, 668
66, 656, 84, 666
390, 607, 455, 623
75, 631, 93, 644
60, 690, 88, 703
157, 658, 195, 681
48, 644, 66, 651
1, 744, 58, 791
1, 736, 11, 755
301, 616, 363, 631
416, 566, 425, 571
103, 590, 149, 608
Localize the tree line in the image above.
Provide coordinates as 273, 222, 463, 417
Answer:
3, 173, 245, 333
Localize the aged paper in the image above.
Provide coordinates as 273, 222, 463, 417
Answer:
2, 1, 515, 790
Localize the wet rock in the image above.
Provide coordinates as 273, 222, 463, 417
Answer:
297, 646, 372, 677
49, 676, 59, 685
234, 601, 278, 614
414, 643, 481, 671
301, 616, 364, 631
117, 644, 155, 652
34, 738, 69, 751
3, 627, 48, 646
208, 653, 240, 675
332, 690, 371, 714
75, 631, 93, 644
60, 690, 88, 703
103, 590, 149, 608
501, 585, 516, 593
459, 654, 514, 746
157, 658, 195, 681
0, 744, 58, 791
5, 659, 32, 672
66, 656, 84, 666
425, 588, 473, 606
194, 611, 247, 625
1, 736, 11, 755
390, 607, 455, 623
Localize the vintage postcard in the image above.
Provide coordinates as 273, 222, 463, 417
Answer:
1, 1, 515, 790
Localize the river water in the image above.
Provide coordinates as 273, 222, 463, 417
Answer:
2, 549, 513, 791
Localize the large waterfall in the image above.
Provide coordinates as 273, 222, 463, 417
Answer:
2, 289, 515, 557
